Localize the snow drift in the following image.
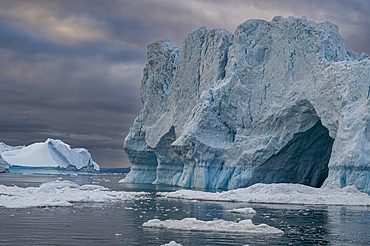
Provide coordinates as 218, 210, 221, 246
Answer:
1, 139, 100, 174
123, 16, 370, 194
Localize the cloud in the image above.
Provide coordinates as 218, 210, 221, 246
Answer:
0, 0, 369, 168
0, 2, 108, 45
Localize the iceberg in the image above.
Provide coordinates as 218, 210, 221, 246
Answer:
1, 139, 100, 174
229, 207, 257, 214
161, 242, 182, 246
123, 16, 370, 195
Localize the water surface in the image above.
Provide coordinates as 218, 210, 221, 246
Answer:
0, 174, 369, 245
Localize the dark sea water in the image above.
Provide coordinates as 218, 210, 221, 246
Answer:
0, 173, 369, 246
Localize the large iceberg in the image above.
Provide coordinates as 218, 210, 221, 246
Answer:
1, 139, 100, 174
123, 16, 370, 194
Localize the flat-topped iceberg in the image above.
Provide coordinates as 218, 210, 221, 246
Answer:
123, 16, 370, 195
1, 139, 100, 174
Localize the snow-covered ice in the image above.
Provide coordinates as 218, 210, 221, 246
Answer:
161, 241, 182, 246
1, 138, 99, 174
142, 217, 283, 234
0, 180, 149, 208
123, 16, 370, 194
157, 183, 370, 206
229, 207, 257, 214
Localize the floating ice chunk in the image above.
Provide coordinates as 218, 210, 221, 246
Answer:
0, 180, 150, 208
161, 241, 183, 246
78, 184, 109, 191
109, 191, 151, 200
229, 207, 257, 214
157, 183, 370, 206
143, 217, 283, 234
1, 139, 99, 174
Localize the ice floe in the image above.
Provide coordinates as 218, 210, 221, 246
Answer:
0, 180, 149, 208
157, 183, 370, 206
142, 218, 283, 234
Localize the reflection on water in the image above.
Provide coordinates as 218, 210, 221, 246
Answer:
0, 173, 369, 245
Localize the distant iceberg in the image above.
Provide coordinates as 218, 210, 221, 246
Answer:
0, 139, 100, 174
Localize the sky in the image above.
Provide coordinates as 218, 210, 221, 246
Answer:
0, 0, 369, 168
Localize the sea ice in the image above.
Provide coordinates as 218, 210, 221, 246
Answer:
0, 180, 150, 208
142, 217, 283, 234
1, 138, 99, 174
157, 183, 370, 206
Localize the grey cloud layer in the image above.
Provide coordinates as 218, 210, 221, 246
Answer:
0, 0, 369, 167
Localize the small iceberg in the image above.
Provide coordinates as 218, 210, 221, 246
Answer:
142, 218, 283, 234
0, 138, 99, 174
0, 156, 9, 173
161, 241, 182, 246
229, 207, 257, 214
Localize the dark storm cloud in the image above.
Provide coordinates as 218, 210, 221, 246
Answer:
0, 0, 369, 168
